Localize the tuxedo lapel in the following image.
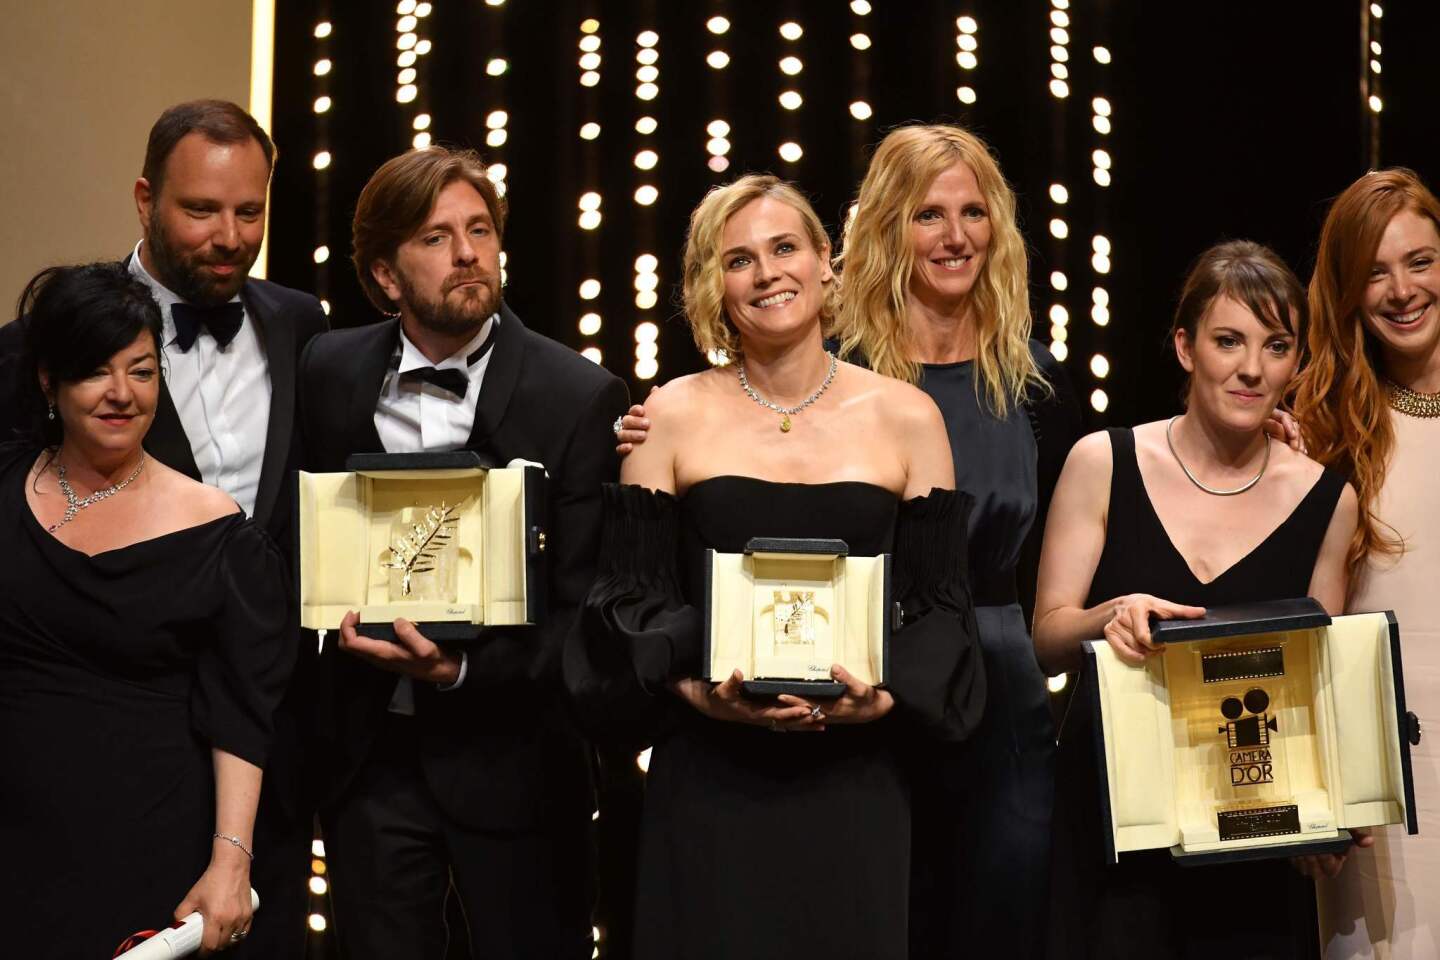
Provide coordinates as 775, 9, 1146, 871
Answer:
347, 320, 398, 455
468, 304, 526, 449
244, 281, 296, 527
145, 380, 202, 480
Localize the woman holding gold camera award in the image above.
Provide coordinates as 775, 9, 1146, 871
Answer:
567, 176, 984, 958
1033, 242, 1356, 959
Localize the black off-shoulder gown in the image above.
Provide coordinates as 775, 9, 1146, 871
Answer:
0, 447, 294, 959
569, 476, 985, 960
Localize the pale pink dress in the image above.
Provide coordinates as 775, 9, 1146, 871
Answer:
1319, 410, 1440, 958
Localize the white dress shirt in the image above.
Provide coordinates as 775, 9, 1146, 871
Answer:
375, 316, 498, 711
129, 242, 272, 518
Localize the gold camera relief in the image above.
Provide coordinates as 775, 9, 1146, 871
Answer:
382, 500, 464, 603
1195, 644, 1302, 841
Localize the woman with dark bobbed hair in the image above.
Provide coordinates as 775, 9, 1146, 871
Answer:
1034, 240, 1356, 959
0, 262, 293, 956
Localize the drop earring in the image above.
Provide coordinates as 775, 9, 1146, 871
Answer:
47, 400, 55, 421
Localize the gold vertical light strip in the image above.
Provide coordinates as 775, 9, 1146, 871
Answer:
704, 9, 731, 174
955, 13, 978, 106
1363, 1, 1383, 168
776, 16, 803, 165
311, 15, 334, 319
394, 1, 434, 147
1089, 15, 1113, 416
249, 0, 275, 278
577, 16, 603, 363
632, 26, 661, 382
847, 0, 872, 172
1046, 0, 1071, 364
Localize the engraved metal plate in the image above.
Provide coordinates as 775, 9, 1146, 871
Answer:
1202, 647, 1285, 683
1217, 804, 1301, 841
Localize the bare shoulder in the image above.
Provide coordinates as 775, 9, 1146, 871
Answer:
1268, 439, 1326, 486
147, 461, 242, 524
642, 369, 728, 423
845, 363, 943, 429
1064, 428, 1117, 475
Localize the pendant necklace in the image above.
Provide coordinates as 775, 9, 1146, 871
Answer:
47, 454, 147, 532
737, 351, 838, 432
1383, 378, 1440, 418
1165, 417, 1268, 496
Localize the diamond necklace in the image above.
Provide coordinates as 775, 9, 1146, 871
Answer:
737, 351, 838, 432
47, 454, 147, 532
1164, 417, 1269, 496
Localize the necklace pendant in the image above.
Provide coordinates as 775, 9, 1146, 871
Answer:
780, 415, 792, 433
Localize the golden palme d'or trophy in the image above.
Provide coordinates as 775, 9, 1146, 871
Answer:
381, 501, 462, 602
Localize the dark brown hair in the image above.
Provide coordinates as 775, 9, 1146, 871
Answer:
141, 100, 275, 196
351, 146, 506, 313
1170, 240, 1307, 346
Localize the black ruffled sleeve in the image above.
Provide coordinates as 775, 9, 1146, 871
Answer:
564, 484, 703, 744
886, 489, 986, 741
192, 518, 296, 767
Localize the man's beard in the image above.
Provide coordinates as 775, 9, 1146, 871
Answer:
145, 216, 255, 306
398, 268, 501, 337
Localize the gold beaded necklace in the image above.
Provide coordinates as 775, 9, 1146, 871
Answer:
1384, 379, 1440, 418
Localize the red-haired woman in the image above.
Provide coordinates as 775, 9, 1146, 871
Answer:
1292, 168, 1440, 958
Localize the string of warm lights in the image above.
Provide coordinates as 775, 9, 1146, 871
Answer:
311, 14, 333, 321
1046, 0, 1070, 366
704, 11, 732, 175
307, 839, 329, 935
393, 1, 433, 148
955, 14, 978, 106
1364, 1, 1383, 167
1089, 29, 1114, 418
632, 26, 661, 381
576, 16, 603, 363
777, 18, 804, 166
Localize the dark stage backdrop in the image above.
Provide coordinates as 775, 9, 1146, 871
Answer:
267, 2, 1438, 957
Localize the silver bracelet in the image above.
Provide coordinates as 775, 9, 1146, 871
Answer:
213, 832, 254, 860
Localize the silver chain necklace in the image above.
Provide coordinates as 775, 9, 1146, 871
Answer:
47, 454, 147, 532
1164, 417, 1268, 497
737, 351, 838, 433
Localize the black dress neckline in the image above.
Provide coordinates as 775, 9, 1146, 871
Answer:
14, 458, 241, 561
1128, 429, 1333, 587
681, 473, 901, 501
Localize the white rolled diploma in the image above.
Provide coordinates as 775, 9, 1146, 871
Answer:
118, 889, 260, 958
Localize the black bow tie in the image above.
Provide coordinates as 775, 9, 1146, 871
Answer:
172, 301, 245, 351
395, 323, 499, 401
400, 366, 471, 399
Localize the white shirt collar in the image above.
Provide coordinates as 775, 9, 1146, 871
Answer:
395, 314, 498, 375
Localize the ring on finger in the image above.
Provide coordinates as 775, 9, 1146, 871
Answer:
612, 416, 624, 438
809, 705, 823, 720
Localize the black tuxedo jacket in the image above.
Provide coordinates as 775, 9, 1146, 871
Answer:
300, 306, 629, 831
0, 267, 327, 818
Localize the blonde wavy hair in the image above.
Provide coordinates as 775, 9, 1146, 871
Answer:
1291, 168, 1440, 570
836, 124, 1043, 416
682, 174, 837, 361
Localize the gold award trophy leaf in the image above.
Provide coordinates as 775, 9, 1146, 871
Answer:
381, 500, 462, 597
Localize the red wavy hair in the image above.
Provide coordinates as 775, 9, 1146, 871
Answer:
1291, 168, 1440, 570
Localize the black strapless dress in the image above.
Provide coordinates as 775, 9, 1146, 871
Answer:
568, 476, 985, 959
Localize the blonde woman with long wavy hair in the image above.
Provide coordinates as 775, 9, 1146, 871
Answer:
1292, 168, 1440, 959
835, 123, 1079, 960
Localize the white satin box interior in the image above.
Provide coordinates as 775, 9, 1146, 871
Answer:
298, 451, 546, 641
1082, 597, 1421, 865
703, 537, 895, 698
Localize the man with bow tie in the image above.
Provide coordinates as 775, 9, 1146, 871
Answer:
0, 100, 327, 958
298, 146, 628, 959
